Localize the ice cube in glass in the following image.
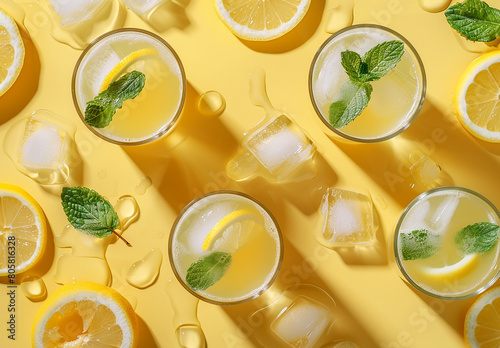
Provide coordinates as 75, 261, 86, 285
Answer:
271, 296, 332, 348
317, 188, 375, 248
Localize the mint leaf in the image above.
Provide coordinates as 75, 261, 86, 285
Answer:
61, 187, 119, 238
329, 81, 372, 128
84, 71, 146, 128
445, 0, 500, 42
361, 40, 404, 81
401, 229, 440, 260
186, 252, 232, 290
455, 222, 500, 254
341, 50, 362, 81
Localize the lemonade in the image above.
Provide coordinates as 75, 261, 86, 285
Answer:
168, 191, 283, 304
309, 24, 426, 142
394, 187, 500, 299
72, 28, 186, 145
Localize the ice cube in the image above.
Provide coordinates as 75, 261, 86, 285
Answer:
49, 0, 106, 26
430, 194, 460, 234
120, 0, 165, 15
247, 115, 314, 179
20, 117, 67, 170
410, 155, 441, 187
185, 201, 236, 255
320, 188, 375, 246
400, 198, 431, 232
271, 296, 332, 348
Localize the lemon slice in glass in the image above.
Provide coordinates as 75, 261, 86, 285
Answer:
418, 253, 479, 280
202, 208, 263, 253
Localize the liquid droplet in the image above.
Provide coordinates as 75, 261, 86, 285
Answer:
126, 249, 163, 289
197, 91, 226, 117
20, 277, 47, 301
135, 176, 152, 195
249, 68, 281, 118
97, 169, 107, 178
374, 195, 388, 210
115, 195, 140, 231
177, 325, 207, 348
325, 0, 354, 34
417, 0, 451, 13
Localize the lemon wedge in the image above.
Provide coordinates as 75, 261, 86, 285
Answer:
0, 8, 25, 97
213, 0, 311, 41
454, 50, 500, 142
0, 183, 46, 276
418, 253, 479, 280
99, 48, 158, 92
465, 286, 500, 347
32, 281, 138, 348
202, 209, 263, 253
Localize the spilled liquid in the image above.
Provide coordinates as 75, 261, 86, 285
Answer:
135, 176, 152, 195
249, 68, 281, 120
325, 0, 354, 34
166, 279, 207, 348
374, 195, 388, 210
54, 196, 140, 285
197, 91, 226, 117
126, 249, 162, 289
417, 0, 451, 13
20, 277, 47, 301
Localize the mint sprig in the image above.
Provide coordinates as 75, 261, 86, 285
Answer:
61, 187, 131, 246
186, 252, 232, 290
85, 70, 146, 128
401, 229, 440, 261
455, 222, 500, 254
329, 40, 404, 128
445, 0, 500, 42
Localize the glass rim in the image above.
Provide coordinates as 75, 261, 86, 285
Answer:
71, 27, 187, 146
308, 23, 427, 143
168, 190, 285, 306
393, 186, 500, 300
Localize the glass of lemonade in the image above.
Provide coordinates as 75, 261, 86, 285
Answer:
394, 187, 500, 300
309, 24, 426, 142
72, 28, 186, 145
169, 191, 284, 305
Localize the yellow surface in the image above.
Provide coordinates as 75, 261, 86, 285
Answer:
0, 0, 500, 347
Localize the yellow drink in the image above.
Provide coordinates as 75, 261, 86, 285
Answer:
309, 24, 426, 142
169, 191, 283, 304
72, 28, 186, 145
395, 187, 500, 299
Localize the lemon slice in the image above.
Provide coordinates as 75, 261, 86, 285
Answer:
418, 253, 479, 279
213, 0, 311, 41
99, 48, 158, 92
0, 8, 25, 97
32, 281, 138, 348
465, 286, 500, 347
0, 183, 46, 276
454, 50, 500, 142
202, 208, 263, 253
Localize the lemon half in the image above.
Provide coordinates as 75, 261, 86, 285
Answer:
465, 286, 500, 347
32, 281, 139, 348
213, 0, 311, 41
454, 50, 500, 142
0, 8, 25, 97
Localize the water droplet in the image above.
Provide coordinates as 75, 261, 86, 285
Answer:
197, 91, 226, 117
157, 230, 166, 239
126, 249, 163, 289
417, 0, 451, 13
325, 0, 354, 34
374, 195, 388, 210
176, 325, 207, 348
135, 176, 152, 195
20, 277, 46, 301
97, 169, 107, 178
115, 195, 140, 231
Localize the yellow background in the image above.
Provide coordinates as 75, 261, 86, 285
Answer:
1, 0, 500, 347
